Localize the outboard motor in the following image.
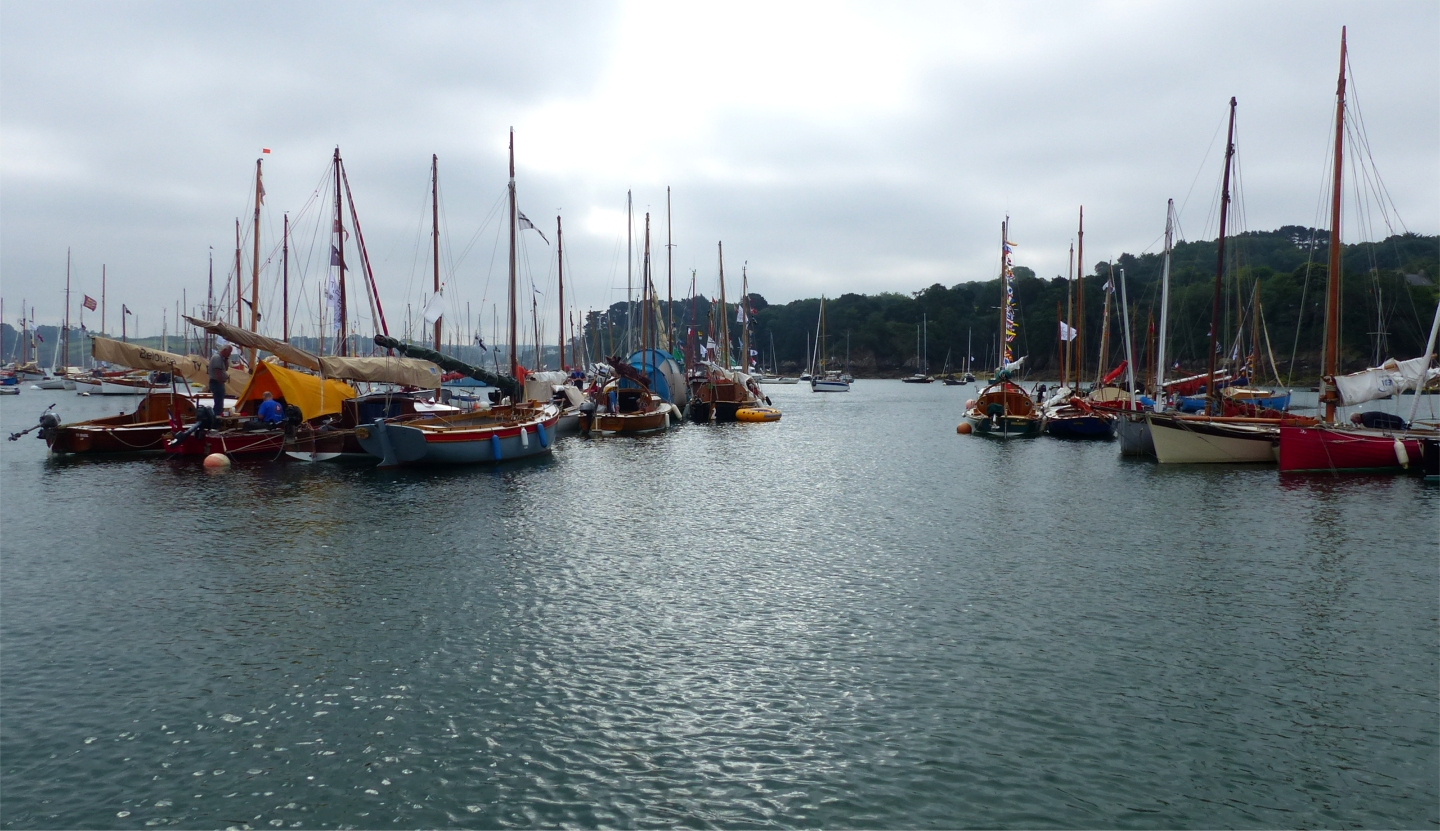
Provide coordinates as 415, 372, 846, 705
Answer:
283, 404, 304, 437
169, 405, 215, 446
38, 410, 61, 442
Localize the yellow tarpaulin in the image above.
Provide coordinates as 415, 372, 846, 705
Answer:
234, 361, 356, 422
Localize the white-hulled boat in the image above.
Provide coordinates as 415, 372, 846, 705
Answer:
1145, 412, 1280, 464
809, 297, 850, 392
811, 372, 850, 392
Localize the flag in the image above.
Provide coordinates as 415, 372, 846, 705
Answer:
82, 295, 97, 311
257, 178, 265, 205
474, 333, 487, 351
330, 244, 342, 267
261, 148, 271, 154
1104, 278, 1115, 294
1059, 322, 1077, 342
123, 304, 133, 316
34, 332, 43, 342
422, 288, 446, 326
736, 304, 747, 324
517, 211, 549, 244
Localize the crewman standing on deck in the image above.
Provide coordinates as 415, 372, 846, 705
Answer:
209, 344, 232, 415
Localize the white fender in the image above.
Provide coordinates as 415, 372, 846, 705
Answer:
1395, 438, 1409, 469
520, 426, 529, 448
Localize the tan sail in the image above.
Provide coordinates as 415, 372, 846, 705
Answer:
91, 335, 250, 395
183, 316, 320, 371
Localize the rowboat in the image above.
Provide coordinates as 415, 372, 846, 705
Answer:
43, 392, 196, 455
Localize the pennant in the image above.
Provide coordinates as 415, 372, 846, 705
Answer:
1104, 278, 1115, 294
123, 304, 133, 316
474, 333, 487, 351
517, 211, 549, 244
82, 295, 97, 311
262, 148, 271, 154
330, 244, 342, 267
736, 304, 747, 324
1059, 321, 1078, 342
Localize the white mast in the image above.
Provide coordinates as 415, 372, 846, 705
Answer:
1155, 199, 1174, 409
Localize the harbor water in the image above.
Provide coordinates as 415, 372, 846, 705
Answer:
1, 382, 1436, 829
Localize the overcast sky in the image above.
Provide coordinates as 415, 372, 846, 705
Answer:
2, 0, 1436, 341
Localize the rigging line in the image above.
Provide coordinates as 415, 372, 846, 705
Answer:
1177, 116, 1225, 226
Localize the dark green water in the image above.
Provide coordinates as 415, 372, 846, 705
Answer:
2, 383, 1436, 829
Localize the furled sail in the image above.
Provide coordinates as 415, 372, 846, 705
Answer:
183, 316, 320, 371
317, 355, 443, 389
373, 335, 519, 399
90, 335, 250, 395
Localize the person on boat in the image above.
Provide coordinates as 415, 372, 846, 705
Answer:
256, 391, 284, 427
1350, 411, 1407, 430
1035, 383, 1047, 402
208, 344, 233, 415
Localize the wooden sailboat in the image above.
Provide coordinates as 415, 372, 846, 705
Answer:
354, 130, 559, 467
901, 315, 934, 383
960, 218, 1043, 438
1278, 29, 1439, 473
1147, 97, 1306, 463
594, 214, 679, 434
1046, 210, 1117, 439
689, 242, 773, 417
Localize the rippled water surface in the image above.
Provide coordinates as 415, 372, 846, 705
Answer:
2, 384, 1436, 829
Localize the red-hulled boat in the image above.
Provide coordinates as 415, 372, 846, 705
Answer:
1278, 424, 1428, 473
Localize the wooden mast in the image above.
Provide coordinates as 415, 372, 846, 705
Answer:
643, 212, 651, 353
63, 248, 70, 368
432, 154, 442, 351
282, 213, 290, 343
1322, 28, 1347, 423
666, 186, 673, 353
716, 242, 728, 368
1075, 208, 1085, 386
1064, 241, 1073, 388
333, 147, 348, 356
1206, 97, 1238, 416
249, 157, 262, 369
557, 214, 565, 370
234, 219, 241, 328
997, 219, 1007, 374
508, 128, 518, 383
101, 264, 106, 338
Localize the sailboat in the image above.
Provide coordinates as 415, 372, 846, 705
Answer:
901, 315, 934, 383
1146, 98, 1315, 463
355, 131, 559, 467
1046, 210, 1117, 439
1278, 31, 1438, 472
959, 218, 1043, 438
809, 296, 850, 392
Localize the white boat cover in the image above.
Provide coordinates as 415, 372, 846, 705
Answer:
90, 336, 251, 394
318, 355, 443, 389
1334, 356, 1440, 406
523, 371, 570, 403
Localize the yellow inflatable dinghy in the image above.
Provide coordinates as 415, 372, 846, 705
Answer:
735, 406, 782, 422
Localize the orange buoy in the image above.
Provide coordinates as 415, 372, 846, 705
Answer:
956, 421, 972, 435
203, 453, 231, 469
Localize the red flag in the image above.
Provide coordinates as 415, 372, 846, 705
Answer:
82, 295, 97, 311
262, 148, 271, 154
1102, 360, 1128, 385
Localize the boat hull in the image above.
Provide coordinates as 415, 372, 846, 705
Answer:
735, 406, 782, 422
1278, 425, 1425, 473
593, 408, 670, 434
1116, 412, 1155, 457
810, 380, 850, 392
1045, 412, 1116, 439
961, 412, 1044, 439
355, 408, 560, 468
167, 429, 289, 459
1146, 414, 1277, 464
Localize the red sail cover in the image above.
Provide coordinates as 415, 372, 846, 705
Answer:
1102, 361, 1127, 385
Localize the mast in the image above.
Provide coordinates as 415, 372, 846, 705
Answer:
1248, 280, 1262, 383
1119, 268, 1136, 404
508, 128, 518, 382
557, 214, 565, 369
716, 242, 729, 368
741, 264, 750, 375
234, 219, 242, 328
63, 248, 70, 370
666, 186, 674, 353
1064, 242, 1073, 388
432, 154, 442, 351
1322, 29, 1347, 423
282, 213, 290, 343
923, 313, 927, 374
998, 219, 1011, 372
101, 264, 106, 338
1206, 97, 1238, 416
643, 212, 651, 354
626, 190, 633, 353
249, 156, 262, 369
1096, 264, 1113, 387
334, 147, 348, 356
1075, 208, 1085, 385
1156, 200, 1174, 402
206, 248, 214, 354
